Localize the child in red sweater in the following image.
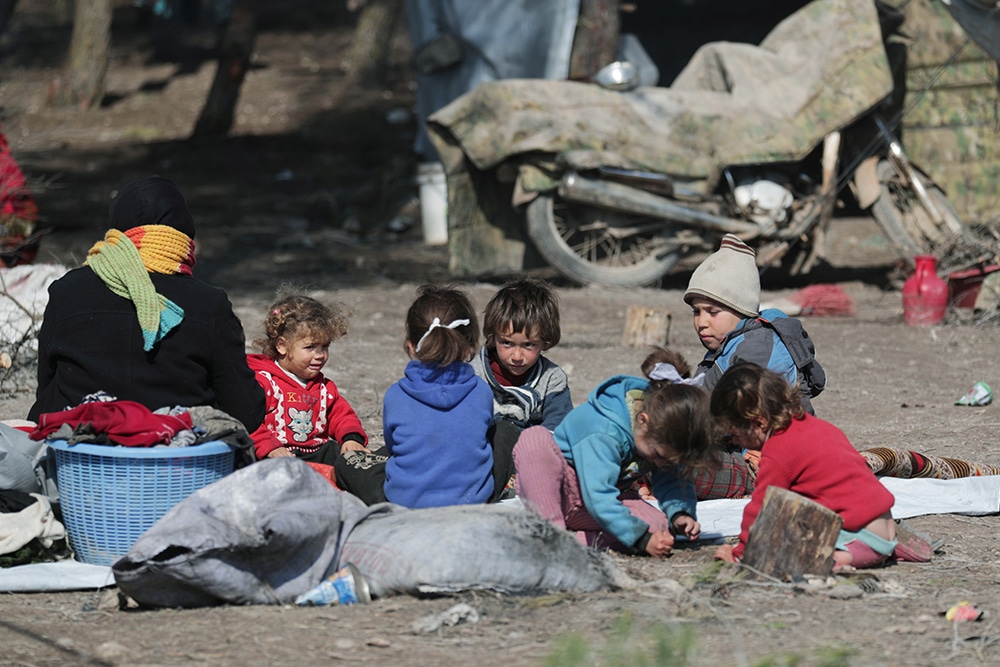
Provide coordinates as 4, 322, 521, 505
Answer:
248, 294, 368, 464
710, 363, 901, 570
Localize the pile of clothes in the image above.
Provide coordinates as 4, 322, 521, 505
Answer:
0, 423, 64, 566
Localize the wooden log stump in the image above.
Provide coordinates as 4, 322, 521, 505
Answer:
621, 306, 671, 348
741, 486, 842, 580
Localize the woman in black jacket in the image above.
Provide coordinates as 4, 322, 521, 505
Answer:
28, 176, 265, 433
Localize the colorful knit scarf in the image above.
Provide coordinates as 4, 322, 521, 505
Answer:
86, 225, 196, 351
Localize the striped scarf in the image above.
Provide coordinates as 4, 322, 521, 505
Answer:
86, 225, 195, 351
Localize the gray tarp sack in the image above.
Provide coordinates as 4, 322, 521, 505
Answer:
113, 458, 381, 607
341, 503, 630, 598
113, 458, 628, 607
0, 423, 57, 501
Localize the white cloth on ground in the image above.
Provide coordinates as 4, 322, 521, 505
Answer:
695, 475, 1000, 541
0, 560, 113, 591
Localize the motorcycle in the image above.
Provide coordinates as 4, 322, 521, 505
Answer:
427, 0, 967, 287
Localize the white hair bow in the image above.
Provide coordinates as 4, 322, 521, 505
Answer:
650, 362, 706, 387
415, 317, 470, 352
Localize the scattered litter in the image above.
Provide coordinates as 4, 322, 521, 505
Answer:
955, 381, 992, 406
412, 603, 480, 633
295, 564, 371, 606
944, 601, 983, 622
792, 284, 856, 317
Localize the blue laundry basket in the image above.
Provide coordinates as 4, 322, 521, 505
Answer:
48, 439, 235, 566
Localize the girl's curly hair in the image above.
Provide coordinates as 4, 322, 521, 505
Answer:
710, 362, 805, 435
254, 293, 351, 359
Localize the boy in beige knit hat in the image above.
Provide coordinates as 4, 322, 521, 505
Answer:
683, 234, 824, 406
684, 234, 761, 355
682, 234, 826, 500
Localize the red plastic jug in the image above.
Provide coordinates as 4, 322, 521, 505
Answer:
902, 255, 948, 325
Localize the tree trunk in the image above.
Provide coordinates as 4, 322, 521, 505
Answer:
568, 0, 620, 80
53, 0, 112, 110
347, 0, 402, 86
189, 0, 258, 143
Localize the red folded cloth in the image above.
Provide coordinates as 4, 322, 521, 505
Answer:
30, 400, 194, 447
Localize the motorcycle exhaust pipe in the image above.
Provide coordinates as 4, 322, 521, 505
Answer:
558, 172, 760, 238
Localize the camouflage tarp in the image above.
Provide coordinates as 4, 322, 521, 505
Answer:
900, 0, 1000, 225
428, 0, 893, 195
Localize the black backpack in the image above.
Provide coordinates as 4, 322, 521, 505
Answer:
759, 316, 827, 398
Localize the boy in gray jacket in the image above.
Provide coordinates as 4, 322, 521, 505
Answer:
471, 277, 573, 432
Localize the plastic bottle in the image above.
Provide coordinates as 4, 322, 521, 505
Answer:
294, 564, 372, 606
902, 255, 948, 326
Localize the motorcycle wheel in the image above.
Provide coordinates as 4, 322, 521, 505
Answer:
870, 159, 965, 265
525, 194, 682, 287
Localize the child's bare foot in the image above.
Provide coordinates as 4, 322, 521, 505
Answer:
714, 543, 736, 563
832, 549, 853, 571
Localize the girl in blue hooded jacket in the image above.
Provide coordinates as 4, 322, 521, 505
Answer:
380, 284, 508, 509
514, 348, 715, 557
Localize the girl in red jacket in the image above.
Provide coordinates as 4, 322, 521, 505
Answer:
710, 363, 904, 570
248, 294, 368, 464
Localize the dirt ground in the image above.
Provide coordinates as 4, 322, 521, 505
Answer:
3, 3, 1000, 666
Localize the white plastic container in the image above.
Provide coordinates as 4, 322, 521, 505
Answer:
415, 162, 448, 245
